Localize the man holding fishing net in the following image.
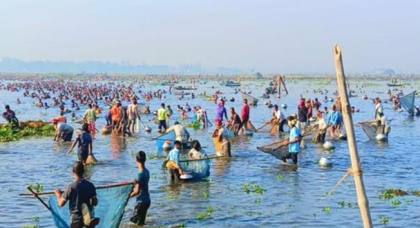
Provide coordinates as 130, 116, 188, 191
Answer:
280, 115, 302, 165
2, 105, 19, 127
54, 161, 99, 228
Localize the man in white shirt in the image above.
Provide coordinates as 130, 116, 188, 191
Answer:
374, 97, 384, 119
377, 112, 391, 136
271, 105, 286, 132
166, 121, 190, 147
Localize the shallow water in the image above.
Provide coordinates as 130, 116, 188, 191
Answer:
1, 78, 420, 228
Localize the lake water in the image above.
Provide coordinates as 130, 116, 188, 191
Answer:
0, 77, 420, 228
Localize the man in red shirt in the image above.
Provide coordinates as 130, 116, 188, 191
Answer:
241, 99, 250, 133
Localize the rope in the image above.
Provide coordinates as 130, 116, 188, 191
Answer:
327, 167, 362, 196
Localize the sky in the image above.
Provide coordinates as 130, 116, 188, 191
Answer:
0, 0, 419, 73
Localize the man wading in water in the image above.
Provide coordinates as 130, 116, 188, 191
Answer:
67, 123, 93, 165
54, 161, 99, 228
281, 116, 302, 165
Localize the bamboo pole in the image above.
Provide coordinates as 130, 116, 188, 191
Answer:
333, 44, 373, 228
20, 181, 134, 196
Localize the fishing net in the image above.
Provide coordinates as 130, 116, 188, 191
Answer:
241, 93, 259, 106
358, 120, 380, 140
48, 184, 133, 228
155, 131, 175, 149
179, 158, 211, 179
257, 124, 317, 159
399, 91, 416, 115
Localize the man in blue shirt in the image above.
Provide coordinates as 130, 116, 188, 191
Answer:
165, 140, 184, 179
281, 116, 302, 165
327, 104, 342, 137
130, 151, 151, 226
215, 99, 228, 121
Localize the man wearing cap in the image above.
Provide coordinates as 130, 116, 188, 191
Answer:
216, 99, 228, 122
157, 103, 168, 133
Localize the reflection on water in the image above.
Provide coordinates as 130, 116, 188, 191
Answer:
1, 79, 420, 227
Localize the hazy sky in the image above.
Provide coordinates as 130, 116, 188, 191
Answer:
0, 0, 419, 73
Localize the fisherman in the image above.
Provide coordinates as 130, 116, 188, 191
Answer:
271, 104, 286, 132
226, 107, 242, 135
241, 99, 250, 132
165, 140, 185, 178
53, 161, 99, 228
377, 112, 391, 136
215, 99, 228, 121
130, 151, 151, 226
83, 104, 97, 138
157, 103, 168, 133
327, 104, 342, 137
56, 111, 67, 123
67, 123, 93, 165
188, 140, 207, 160
374, 97, 384, 119
128, 98, 141, 134
281, 116, 302, 165
196, 106, 207, 129
2, 105, 19, 127
166, 121, 190, 147
212, 120, 231, 157
110, 101, 120, 130
53, 119, 74, 142
297, 98, 308, 130
314, 110, 327, 143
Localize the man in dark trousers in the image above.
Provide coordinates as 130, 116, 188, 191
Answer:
54, 161, 99, 228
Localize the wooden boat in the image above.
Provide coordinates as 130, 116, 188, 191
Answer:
220, 80, 241, 87
173, 86, 197, 91
387, 83, 404, 87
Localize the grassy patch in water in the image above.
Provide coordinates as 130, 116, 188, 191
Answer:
0, 123, 55, 142
378, 188, 408, 200
379, 216, 389, 226
243, 183, 265, 194
196, 205, 213, 220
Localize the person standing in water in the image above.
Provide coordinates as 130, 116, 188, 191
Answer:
281, 116, 302, 165
212, 120, 232, 157
2, 105, 19, 127
215, 99, 228, 122
83, 104, 97, 139
130, 151, 151, 226
67, 123, 93, 165
241, 99, 250, 133
53, 161, 99, 228
128, 98, 141, 135
157, 103, 168, 133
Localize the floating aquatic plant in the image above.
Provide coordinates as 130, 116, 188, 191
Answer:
379, 216, 389, 226
391, 199, 401, 206
243, 183, 265, 194
276, 174, 283, 180
322, 206, 331, 213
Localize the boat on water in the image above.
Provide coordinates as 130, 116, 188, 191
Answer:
173, 86, 197, 90
387, 83, 404, 87
220, 80, 241, 87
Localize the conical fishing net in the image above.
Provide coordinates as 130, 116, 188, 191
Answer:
241, 93, 259, 106
399, 91, 416, 115
155, 131, 175, 149
48, 184, 134, 228
179, 158, 211, 179
358, 120, 380, 140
